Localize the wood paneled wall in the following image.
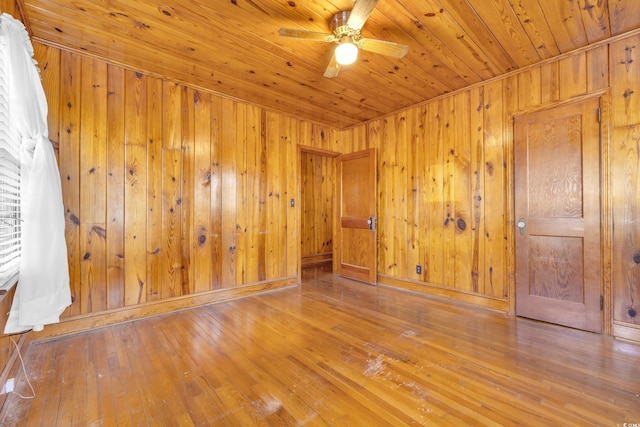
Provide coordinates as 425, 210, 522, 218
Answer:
19, 25, 640, 343
33, 43, 340, 320
343, 35, 640, 339
611, 34, 640, 340
300, 151, 334, 264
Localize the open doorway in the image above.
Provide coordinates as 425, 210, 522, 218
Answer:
299, 147, 339, 267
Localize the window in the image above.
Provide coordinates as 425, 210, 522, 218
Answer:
0, 44, 21, 291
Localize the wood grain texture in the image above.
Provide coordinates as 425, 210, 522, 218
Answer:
363, 35, 637, 317
31, 43, 315, 320
3, 265, 640, 425
20, 0, 640, 128
105, 65, 125, 310
19, 30, 640, 343
611, 34, 640, 328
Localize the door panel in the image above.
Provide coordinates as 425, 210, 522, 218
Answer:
336, 148, 377, 284
515, 98, 602, 333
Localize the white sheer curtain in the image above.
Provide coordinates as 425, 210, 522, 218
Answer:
1, 13, 71, 334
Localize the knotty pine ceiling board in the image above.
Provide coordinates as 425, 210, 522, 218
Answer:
22, 0, 640, 129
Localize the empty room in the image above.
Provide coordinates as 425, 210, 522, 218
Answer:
0, 0, 639, 425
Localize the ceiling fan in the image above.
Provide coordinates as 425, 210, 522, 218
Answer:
278, 0, 409, 78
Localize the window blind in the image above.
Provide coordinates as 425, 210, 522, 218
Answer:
0, 40, 21, 291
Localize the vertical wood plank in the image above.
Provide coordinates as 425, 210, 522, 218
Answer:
145, 76, 163, 302
378, 117, 392, 276
210, 97, 223, 289
106, 65, 125, 310
610, 35, 640, 128
469, 87, 485, 294
221, 98, 237, 286
58, 51, 82, 317
325, 154, 335, 259
327, 128, 341, 153
442, 97, 455, 289
318, 154, 328, 258
483, 80, 506, 299
558, 52, 588, 100
406, 107, 420, 282
415, 105, 429, 283
235, 103, 248, 285
277, 116, 294, 278
503, 75, 518, 312
340, 127, 354, 154
587, 44, 610, 91
540, 61, 559, 104
285, 116, 299, 277
162, 82, 183, 297
297, 121, 312, 148
181, 86, 195, 295
192, 90, 213, 294
391, 113, 408, 278
264, 112, 282, 280
517, 67, 541, 110
453, 91, 472, 292
79, 58, 108, 314
246, 105, 262, 283
258, 110, 268, 281
427, 100, 444, 285
123, 70, 147, 306
34, 43, 61, 154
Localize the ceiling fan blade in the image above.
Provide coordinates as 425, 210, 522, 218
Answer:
346, 0, 379, 31
278, 28, 335, 42
358, 38, 409, 58
323, 54, 341, 78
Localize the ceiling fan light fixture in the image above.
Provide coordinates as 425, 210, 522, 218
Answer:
335, 42, 358, 65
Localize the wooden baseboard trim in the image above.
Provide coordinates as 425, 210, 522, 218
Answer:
377, 275, 509, 312
31, 277, 299, 341
613, 321, 640, 344
301, 253, 332, 265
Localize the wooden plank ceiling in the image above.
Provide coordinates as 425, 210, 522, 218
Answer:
22, 0, 640, 129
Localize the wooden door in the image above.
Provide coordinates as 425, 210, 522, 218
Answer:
335, 148, 377, 284
514, 98, 602, 333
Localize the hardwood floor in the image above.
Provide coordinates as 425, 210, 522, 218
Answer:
1, 264, 639, 426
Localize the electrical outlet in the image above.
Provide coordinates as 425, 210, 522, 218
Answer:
416, 265, 422, 274
1, 378, 14, 394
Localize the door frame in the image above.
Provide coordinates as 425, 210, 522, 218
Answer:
297, 145, 340, 276
508, 91, 612, 335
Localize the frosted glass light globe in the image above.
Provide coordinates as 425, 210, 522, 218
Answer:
335, 43, 358, 65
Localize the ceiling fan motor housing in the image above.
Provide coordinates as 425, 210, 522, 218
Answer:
330, 10, 361, 42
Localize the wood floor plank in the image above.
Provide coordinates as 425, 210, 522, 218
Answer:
1, 264, 639, 425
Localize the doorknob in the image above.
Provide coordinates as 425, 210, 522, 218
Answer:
367, 217, 376, 231
517, 218, 526, 235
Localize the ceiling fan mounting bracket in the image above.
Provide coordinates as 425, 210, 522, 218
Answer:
330, 11, 361, 42
330, 10, 350, 31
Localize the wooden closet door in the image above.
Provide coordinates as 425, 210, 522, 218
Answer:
514, 98, 602, 333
